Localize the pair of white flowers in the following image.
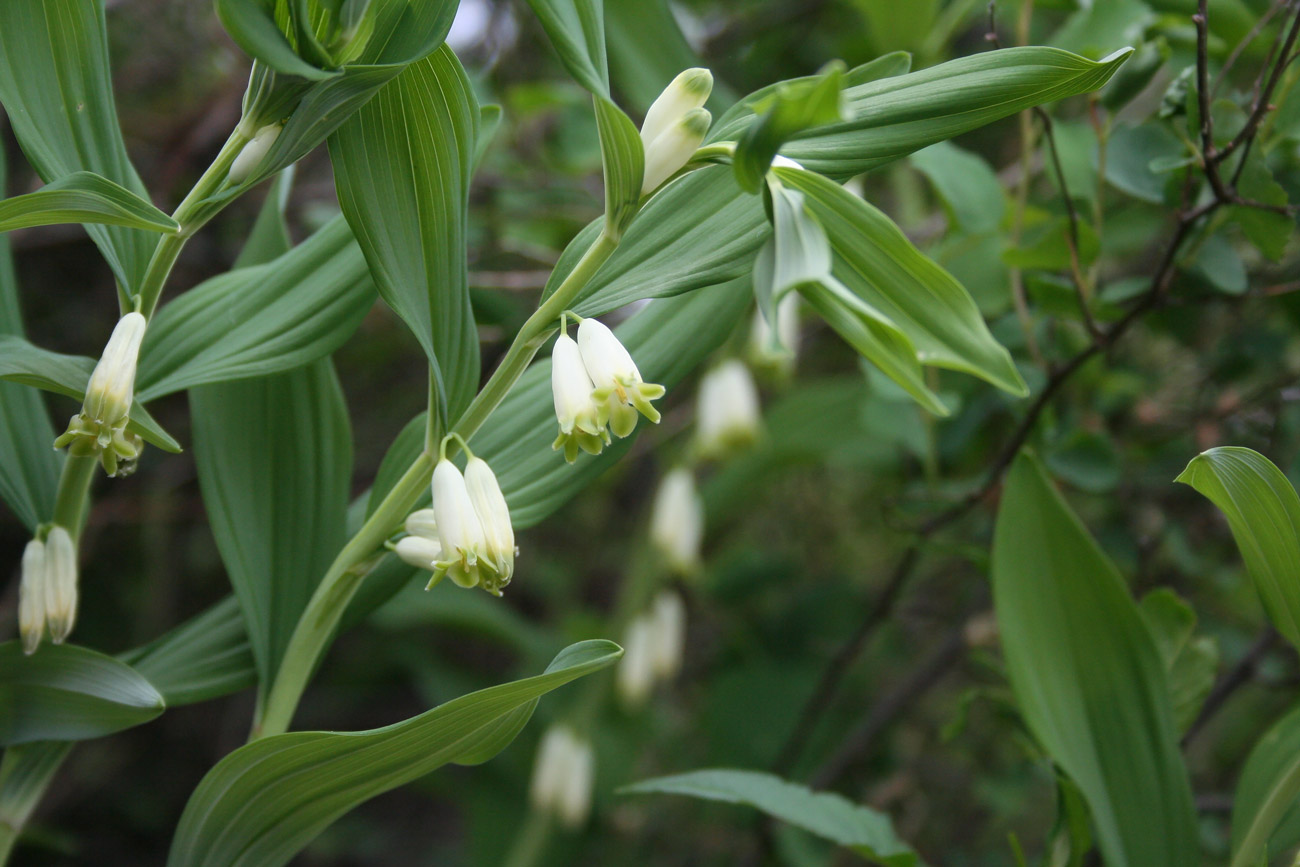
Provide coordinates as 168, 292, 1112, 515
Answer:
18, 526, 77, 654
529, 725, 596, 829
396, 449, 516, 596
551, 317, 665, 463
54, 311, 148, 477
617, 590, 687, 708
640, 68, 713, 196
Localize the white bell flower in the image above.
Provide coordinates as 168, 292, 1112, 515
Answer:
695, 359, 762, 459
463, 456, 516, 595
43, 526, 77, 644
55, 312, 148, 476
650, 467, 704, 576
551, 332, 609, 463
640, 68, 712, 150
617, 614, 657, 708
650, 591, 686, 680
18, 538, 46, 655
642, 108, 712, 195
430, 458, 487, 590
530, 726, 595, 829
395, 535, 442, 571
576, 317, 665, 438
228, 123, 282, 185
556, 735, 595, 829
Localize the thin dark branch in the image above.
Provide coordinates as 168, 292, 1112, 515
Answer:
1216, 2, 1300, 163
811, 627, 968, 789
1214, 0, 1289, 97
1182, 629, 1280, 748
1034, 108, 1101, 338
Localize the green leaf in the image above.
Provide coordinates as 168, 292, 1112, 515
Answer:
1137, 589, 1218, 734
1231, 702, 1300, 867
122, 597, 257, 707
733, 62, 845, 193
1045, 429, 1122, 494
0, 147, 59, 531
0, 741, 73, 849
0, 0, 156, 294
190, 360, 352, 700
1232, 156, 1292, 262
909, 141, 1005, 235
0, 642, 165, 746
0, 335, 181, 453
329, 47, 479, 420
777, 166, 1027, 398
606, 0, 731, 113
594, 95, 644, 238
523, 0, 609, 96
0, 172, 179, 234
166, 640, 621, 867
758, 47, 1133, 179
1177, 448, 1300, 649
620, 769, 920, 865
136, 216, 374, 401
992, 451, 1198, 867
215, 0, 340, 79
474, 278, 751, 529
474, 104, 503, 174
233, 169, 296, 268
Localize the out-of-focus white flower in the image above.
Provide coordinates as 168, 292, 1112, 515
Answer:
650, 468, 704, 576
55, 312, 148, 476
640, 68, 712, 149
463, 456, 516, 595
576, 317, 664, 438
617, 614, 657, 708
642, 108, 711, 195
18, 538, 46, 655
43, 526, 77, 644
530, 725, 595, 829
228, 123, 282, 185
552, 333, 609, 463
395, 535, 442, 571
430, 458, 487, 590
649, 591, 686, 680
695, 359, 762, 459
747, 294, 801, 374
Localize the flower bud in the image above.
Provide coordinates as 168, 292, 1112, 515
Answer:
556, 735, 595, 829
464, 456, 516, 595
617, 614, 657, 708
747, 294, 801, 375
551, 333, 609, 463
228, 123, 283, 185
43, 526, 77, 644
650, 591, 686, 680
395, 535, 442, 571
430, 458, 487, 590
642, 108, 711, 195
530, 726, 595, 829
650, 468, 704, 577
54, 312, 147, 476
640, 68, 713, 152
18, 539, 46, 655
695, 359, 762, 459
576, 317, 665, 438
404, 508, 439, 540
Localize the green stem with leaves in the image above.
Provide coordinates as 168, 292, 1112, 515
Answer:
254, 229, 621, 739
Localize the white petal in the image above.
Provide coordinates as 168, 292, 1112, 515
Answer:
43, 526, 77, 644
551, 334, 598, 433
577, 317, 641, 391
464, 456, 515, 580
432, 459, 485, 561
650, 468, 704, 575
640, 68, 712, 149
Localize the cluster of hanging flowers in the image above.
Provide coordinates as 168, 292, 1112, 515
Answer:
551, 315, 665, 463
54, 312, 148, 477
617, 590, 688, 708
529, 725, 596, 829
395, 436, 516, 596
18, 526, 78, 654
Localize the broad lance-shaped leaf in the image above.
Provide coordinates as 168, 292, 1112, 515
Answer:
621, 769, 920, 865
733, 62, 845, 193
1230, 702, 1300, 867
524, 0, 608, 96
1176, 447, 1300, 651
1137, 589, 1218, 735
190, 359, 352, 702
0, 172, 179, 234
710, 46, 1132, 179
0, 741, 73, 850
992, 452, 1197, 867
0, 144, 59, 532
166, 640, 621, 867
136, 216, 374, 401
0, 642, 165, 746
330, 46, 480, 421
776, 166, 1027, 397
0, 335, 181, 454
594, 95, 643, 238
0, 0, 157, 295
122, 596, 256, 707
